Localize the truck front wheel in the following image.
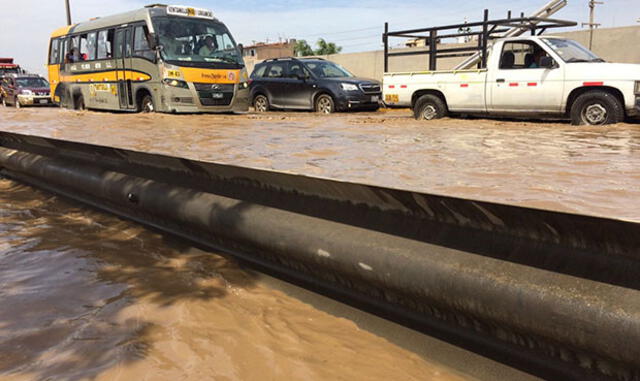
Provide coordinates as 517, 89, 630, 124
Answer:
570, 91, 624, 126
414, 94, 447, 120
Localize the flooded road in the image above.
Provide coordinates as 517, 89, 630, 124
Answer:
1, 107, 638, 380
1, 108, 639, 221
0, 178, 537, 380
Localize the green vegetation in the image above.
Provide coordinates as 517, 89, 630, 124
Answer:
294, 38, 343, 57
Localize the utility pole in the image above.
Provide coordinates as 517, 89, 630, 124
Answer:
65, 0, 72, 25
582, 0, 603, 50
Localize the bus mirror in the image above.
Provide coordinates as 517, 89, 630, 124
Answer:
148, 33, 158, 50
238, 43, 244, 55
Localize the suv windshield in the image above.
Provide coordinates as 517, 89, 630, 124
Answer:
153, 17, 244, 68
542, 38, 603, 63
305, 61, 354, 78
16, 78, 48, 88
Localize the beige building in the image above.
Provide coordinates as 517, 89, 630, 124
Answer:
242, 40, 296, 61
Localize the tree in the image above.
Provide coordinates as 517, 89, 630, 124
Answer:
314, 38, 342, 55
294, 40, 314, 57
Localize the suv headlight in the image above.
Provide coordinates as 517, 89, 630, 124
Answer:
20, 89, 33, 95
163, 79, 189, 89
635, 81, 640, 95
341, 83, 359, 92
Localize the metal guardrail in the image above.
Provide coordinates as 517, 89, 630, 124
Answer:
1, 131, 639, 380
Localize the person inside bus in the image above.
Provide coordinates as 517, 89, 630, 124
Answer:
65, 47, 81, 63
198, 36, 218, 56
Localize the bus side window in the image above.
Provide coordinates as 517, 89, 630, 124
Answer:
97, 29, 114, 59
133, 25, 155, 61
78, 34, 89, 61
86, 32, 97, 61
49, 39, 60, 65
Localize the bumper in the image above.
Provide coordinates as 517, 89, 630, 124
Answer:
336, 92, 381, 111
17, 95, 52, 106
159, 85, 250, 113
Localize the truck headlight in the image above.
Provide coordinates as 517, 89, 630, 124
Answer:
341, 83, 359, 92
635, 81, 640, 95
163, 79, 189, 89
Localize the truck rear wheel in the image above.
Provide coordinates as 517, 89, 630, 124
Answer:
414, 94, 447, 120
570, 91, 624, 126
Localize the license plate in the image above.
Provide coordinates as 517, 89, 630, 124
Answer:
211, 93, 224, 99
371, 95, 379, 102
38, 99, 49, 104
385, 94, 399, 103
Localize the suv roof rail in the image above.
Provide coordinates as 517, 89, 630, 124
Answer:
261, 56, 327, 63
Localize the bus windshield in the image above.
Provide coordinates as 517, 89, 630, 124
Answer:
153, 17, 243, 68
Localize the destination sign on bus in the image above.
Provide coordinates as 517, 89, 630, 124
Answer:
166, 5, 214, 19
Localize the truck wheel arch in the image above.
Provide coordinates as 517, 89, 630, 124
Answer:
411, 90, 448, 111
566, 86, 625, 116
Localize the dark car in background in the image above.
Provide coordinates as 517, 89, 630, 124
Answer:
1, 74, 51, 108
249, 58, 381, 114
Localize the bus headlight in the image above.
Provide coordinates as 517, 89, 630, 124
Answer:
635, 81, 640, 95
163, 79, 189, 89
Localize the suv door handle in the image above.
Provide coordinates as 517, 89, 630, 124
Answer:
496, 79, 505, 83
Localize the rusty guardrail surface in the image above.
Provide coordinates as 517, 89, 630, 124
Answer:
1, 131, 639, 381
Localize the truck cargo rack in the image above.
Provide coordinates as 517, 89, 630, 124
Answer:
383, 10, 577, 72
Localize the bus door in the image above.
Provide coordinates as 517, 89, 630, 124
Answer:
114, 27, 135, 110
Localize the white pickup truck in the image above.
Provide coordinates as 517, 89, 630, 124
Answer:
383, 36, 640, 125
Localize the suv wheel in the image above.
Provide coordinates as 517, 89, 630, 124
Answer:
315, 94, 334, 114
414, 94, 447, 120
253, 94, 269, 112
570, 90, 624, 126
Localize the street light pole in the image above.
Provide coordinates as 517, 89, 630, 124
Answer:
65, 0, 72, 26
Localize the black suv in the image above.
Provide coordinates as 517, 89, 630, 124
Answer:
249, 58, 381, 113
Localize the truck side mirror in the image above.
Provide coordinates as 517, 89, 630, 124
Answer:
540, 56, 555, 69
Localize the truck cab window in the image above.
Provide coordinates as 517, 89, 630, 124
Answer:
500, 42, 548, 70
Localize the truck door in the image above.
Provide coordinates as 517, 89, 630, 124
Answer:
487, 40, 564, 113
114, 27, 135, 110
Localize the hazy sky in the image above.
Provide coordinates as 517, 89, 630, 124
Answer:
1, 0, 637, 75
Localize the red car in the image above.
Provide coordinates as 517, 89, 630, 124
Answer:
1, 74, 51, 108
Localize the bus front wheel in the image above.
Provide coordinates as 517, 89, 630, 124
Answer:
140, 94, 155, 113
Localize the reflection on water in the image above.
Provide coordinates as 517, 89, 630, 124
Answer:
1, 108, 639, 221
0, 179, 485, 381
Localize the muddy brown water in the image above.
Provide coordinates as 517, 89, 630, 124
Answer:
1, 107, 638, 380
1, 108, 639, 221
0, 179, 538, 381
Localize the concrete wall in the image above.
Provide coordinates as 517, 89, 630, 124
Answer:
243, 26, 640, 81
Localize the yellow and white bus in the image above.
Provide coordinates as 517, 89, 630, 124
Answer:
48, 4, 249, 113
